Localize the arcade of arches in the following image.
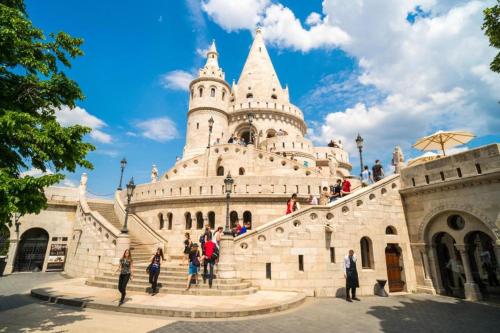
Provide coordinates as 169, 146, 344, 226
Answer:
420, 211, 499, 301
182, 211, 252, 230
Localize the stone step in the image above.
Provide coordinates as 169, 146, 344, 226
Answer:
102, 272, 241, 284
86, 280, 258, 296
93, 276, 251, 290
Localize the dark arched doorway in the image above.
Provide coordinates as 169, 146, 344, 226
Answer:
243, 211, 252, 229
196, 212, 204, 229
385, 244, 405, 292
230, 211, 239, 228
434, 232, 465, 298
465, 231, 499, 297
14, 228, 49, 272
208, 212, 215, 229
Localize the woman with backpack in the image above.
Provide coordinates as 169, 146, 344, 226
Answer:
185, 243, 201, 291
115, 249, 133, 305
148, 247, 164, 295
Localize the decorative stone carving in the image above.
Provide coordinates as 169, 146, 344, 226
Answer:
392, 145, 405, 174
151, 164, 158, 183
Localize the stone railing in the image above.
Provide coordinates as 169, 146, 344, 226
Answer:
229, 100, 304, 119
78, 194, 120, 248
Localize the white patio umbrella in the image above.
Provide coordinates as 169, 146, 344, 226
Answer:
412, 130, 475, 156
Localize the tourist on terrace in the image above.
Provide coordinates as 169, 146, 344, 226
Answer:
148, 247, 165, 295
286, 193, 299, 214
330, 179, 342, 202
235, 220, 243, 235
185, 243, 201, 291
344, 249, 360, 302
372, 160, 385, 182
361, 166, 373, 186
341, 177, 351, 197
182, 233, 192, 266
115, 249, 133, 306
308, 194, 318, 205
319, 187, 330, 205
203, 236, 218, 288
214, 226, 223, 246
239, 222, 250, 235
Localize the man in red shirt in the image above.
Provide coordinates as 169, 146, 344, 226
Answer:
341, 177, 351, 197
203, 237, 217, 288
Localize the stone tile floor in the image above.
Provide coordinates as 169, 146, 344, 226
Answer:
1, 272, 500, 333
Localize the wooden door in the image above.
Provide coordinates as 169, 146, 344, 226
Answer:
385, 249, 405, 292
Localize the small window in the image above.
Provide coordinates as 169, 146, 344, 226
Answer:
239, 167, 245, 175
246, 93, 253, 99
62, 237, 68, 241
411, 178, 415, 186
360, 237, 374, 269
298, 255, 304, 271
330, 247, 335, 263
158, 213, 164, 229
457, 168, 462, 178
167, 213, 173, 230
475, 163, 482, 174
217, 166, 224, 176
440, 171, 445, 181
196, 122, 199, 129
222, 90, 226, 100
190, 89, 194, 99
447, 215, 465, 230
425, 175, 429, 184
199, 87, 203, 97
52, 237, 58, 241
271, 94, 277, 100
385, 226, 397, 235
210, 87, 215, 97
266, 263, 272, 279
185, 212, 192, 229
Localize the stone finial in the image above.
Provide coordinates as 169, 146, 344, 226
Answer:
151, 164, 158, 183
80, 173, 88, 188
392, 145, 405, 174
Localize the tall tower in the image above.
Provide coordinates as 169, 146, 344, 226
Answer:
183, 40, 230, 159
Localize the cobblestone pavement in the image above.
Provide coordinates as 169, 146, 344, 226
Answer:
1, 273, 500, 333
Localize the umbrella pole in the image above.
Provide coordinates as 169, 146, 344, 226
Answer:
441, 141, 446, 156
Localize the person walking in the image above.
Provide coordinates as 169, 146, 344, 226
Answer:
185, 243, 201, 291
361, 166, 373, 186
203, 236, 218, 288
286, 193, 299, 214
214, 226, 223, 247
182, 233, 192, 265
115, 249, 133, 306
330, 179, 342, 202
341, 177, 351, 197
344, 249, 360, 302
372, 160, 385, 182
148, 248, 164, 295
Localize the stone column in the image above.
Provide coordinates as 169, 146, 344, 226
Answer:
427, 245, 445, 294
417, 244, 436, 293
114, 233, 130, 266
217, 234, 236, 279
4, 238, 18, 275
456, 244, 482, 301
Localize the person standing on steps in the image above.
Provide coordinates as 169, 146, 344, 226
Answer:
115, 249, 133, 306
182, 233, 192, 266
203, 235, 218, 288
343, 249, 360, 302
361, 165, 373, 186
148, 248, 164, 295
372, 160, 385, 182
185, 243, 201, 291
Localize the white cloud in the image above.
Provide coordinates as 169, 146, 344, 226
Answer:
94, 149, 119, 158
59, 178, 78, 187
136, 117, 179, 142
159, 70, 195, 91
55, 105, 112, 143
306, 12, 322, 26
21, 168, 53, 178
202, 0, 269, 31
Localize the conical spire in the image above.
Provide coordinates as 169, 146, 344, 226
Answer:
199, 39, 224, 80
234, 28, 285, 103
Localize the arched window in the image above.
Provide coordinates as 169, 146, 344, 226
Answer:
217, 166, 224, 176
222, 90, 226, 100
208, 211, 215, 229
167, 213, 173, 230
239, 167, 245, 175
243, 211, 252, 229
385, 226, 397, 235
190, 89, 194, 99
271, 94, 277, 99
246, 93, 253, 99
185, 212, 192, 230
360, 237, 374, 269
196, 212, 204, 229
230, 211, 239, 228
210, 87, 216, 97
199, 86, 203, 97
158, 213, 164, 229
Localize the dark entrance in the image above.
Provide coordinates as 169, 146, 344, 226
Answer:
434, 232, 465, 298
14, 228, 49, 272
465, 231, 499, 298
385, 244, 405, 292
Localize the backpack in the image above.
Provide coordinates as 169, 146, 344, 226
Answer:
211, 246, 219, 261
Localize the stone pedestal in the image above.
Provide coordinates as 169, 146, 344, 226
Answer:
218, 235, 236, 279
4, 238, 18, 275
114, 233, 130, 266
464, 282, 483, 301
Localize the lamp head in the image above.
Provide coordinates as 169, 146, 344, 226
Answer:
126, 177, 136, 197
120, 157, 127, 169
247, 112, 254, 123
208, 116, 214, 128
355, 133, 364, 149
224, 172, 234, 194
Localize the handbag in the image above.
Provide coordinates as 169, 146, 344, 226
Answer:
146, 263, 152, 274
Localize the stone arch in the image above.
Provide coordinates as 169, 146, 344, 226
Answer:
243, 211, 252, 229
158, 213, 164, 230
360, 236, 374, 269
418, 203, 498, 243
185, 212, 192, 230
198, 85, 204, 97
386, 225, 397, 235
208, 211, 215, 229
14, 227, 49, 272
196, 211, 204, 229
167, 213, 173, 230
230, 211, 239, 228
210, 86, 216, 97
266, 129, 277, 138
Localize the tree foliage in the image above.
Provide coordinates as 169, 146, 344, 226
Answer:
0, 0, 94, 227
482, 0, 500, 73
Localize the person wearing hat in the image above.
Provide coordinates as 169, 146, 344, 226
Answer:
185, 243, 201, 291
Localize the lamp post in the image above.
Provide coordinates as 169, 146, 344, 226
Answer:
121, 177, 136, 234
355, 133, 364, 178
223, 172, 234, 236
12, 212, 21, 240
207, 116, 214, 148
247, 112, 254, 144
117, 157, 127, 190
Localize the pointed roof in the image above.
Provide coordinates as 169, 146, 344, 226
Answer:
234, 28, 286, 103
198, 39, 225, 80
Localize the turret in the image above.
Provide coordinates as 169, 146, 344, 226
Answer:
184, 40, 230, 159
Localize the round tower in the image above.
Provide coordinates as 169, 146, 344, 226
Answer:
183, 40, 230, 159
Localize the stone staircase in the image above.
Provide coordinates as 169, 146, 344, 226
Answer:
87, 201, 153, 263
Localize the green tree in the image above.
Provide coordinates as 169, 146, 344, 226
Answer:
0, 0, 94, 227
483, 0, 500, 73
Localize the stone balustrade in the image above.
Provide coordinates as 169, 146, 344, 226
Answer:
229, 100, 304, 119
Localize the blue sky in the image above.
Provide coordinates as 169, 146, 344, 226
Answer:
25, 0, 499, 195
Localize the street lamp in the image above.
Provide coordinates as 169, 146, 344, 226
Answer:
247, 112, 254, 144
207, 117, 214, 148
223, 172, 234, 236
355, 133, 364, 178
12, 212, 21, 238
117, 157, 127, 190
121, 177, 136, 234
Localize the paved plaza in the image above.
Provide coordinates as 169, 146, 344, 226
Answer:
1, 273, 500, 333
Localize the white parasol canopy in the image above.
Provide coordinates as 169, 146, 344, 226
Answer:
412, 130, 475, 156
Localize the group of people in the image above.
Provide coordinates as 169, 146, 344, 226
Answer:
361, 160, 385, 186
227, 134, 250, 146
